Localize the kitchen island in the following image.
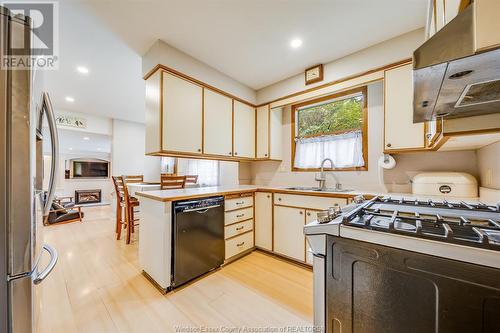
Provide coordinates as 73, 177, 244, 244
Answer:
135, 185, 259, 291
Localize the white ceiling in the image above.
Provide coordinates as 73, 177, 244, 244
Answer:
43, 0, 427, 123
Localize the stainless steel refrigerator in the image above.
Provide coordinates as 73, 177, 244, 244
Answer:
1, 7, 59, 333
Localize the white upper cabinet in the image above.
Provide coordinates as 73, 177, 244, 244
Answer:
203, 89, 233, 157
233, 101, 255, 158
256, 105, 269, 158
162, 72, 203, 154
475, 0, 500, 52
384, 64, 425, 151
269, 107, 283, 160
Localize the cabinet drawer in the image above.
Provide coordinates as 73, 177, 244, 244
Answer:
225, 207, 253, 226
274, 193, 347, 210
225, 219, 254, 239
225, 196, 254, 211
225, 232, 254, 259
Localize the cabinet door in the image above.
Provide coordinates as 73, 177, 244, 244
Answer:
256, 105, 269, 158
305, 210, 317, 265
270, 107, 283, 160
163, 72, 202, 154
255, 192, 272, 251
273, 205, 305, 262
233, 101, 255, 158
203, 89, 233, 157
384, 64, 425, 151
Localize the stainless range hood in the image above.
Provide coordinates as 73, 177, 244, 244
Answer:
413, 2, 500, 123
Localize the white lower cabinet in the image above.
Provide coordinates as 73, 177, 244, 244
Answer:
273, 205, 306, 262
225, 232, 254, 260
255, 192, 273, 251
305, 210, 318, 265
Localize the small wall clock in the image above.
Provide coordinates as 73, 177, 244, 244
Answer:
305, 64, 324, 85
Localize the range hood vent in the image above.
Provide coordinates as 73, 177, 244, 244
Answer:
413, 3, 500, 122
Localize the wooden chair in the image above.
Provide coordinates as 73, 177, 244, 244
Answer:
124, 175, 144, 184
112, 176, 139, 244
160, 174, 186, 190
122, 176, 140, 244
185, 175, 198, 185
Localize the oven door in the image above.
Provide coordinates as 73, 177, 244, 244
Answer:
326, 236, 500, 333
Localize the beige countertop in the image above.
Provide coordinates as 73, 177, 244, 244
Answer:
135, 185, 259, 202
135, 184, 484, 203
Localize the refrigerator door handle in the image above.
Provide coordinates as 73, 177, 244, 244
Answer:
41, 92, 59, 216
32, 244, 58, 285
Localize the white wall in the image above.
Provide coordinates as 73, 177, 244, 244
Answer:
111, 119, 161, 181
219, 161, 240, 186
142, 40, 256, 104
477, 140, 500, 190
54, 109, 112, 135
256, 28, 424, 104
250, 81, 479, 193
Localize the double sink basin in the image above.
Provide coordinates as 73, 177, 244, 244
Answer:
285, 186, 353, 193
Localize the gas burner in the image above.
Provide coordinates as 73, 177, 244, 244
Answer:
343, 197, 500, 251
370, 217, 417, 231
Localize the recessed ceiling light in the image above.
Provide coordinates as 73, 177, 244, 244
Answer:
68, 147, 73, 151
76, 66, 89, 74
65, 96, 75, 103
290, 38, 303, 49
96, 147, 101, 151
83, 136, 90, 141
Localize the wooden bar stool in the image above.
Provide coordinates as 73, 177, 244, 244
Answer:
112, 176, 139, 244
124, 175, 144, 184
160, 174, 186, 190
185, 175, 198, 185
122, 176, 140, 244
112, 176, 126, 238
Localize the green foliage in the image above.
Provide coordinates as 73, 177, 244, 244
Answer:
297, 95, 363, 137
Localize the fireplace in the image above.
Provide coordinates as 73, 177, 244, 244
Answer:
75, 189, 102, 205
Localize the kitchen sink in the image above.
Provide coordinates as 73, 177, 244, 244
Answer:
285, 186, 318, 191
285, 187, 353, 193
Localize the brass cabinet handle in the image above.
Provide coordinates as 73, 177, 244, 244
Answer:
236, 214, 245, 218
299, 211, 303, 215
236, 241, 245, 247
264, 153, 268, 157
229, 152, 232, 155
266, 195, 270, 198
234, 152, 238, 155
278, 198, 282, 201
307, 212, 311, 216
386, 143, 392, 148
236, 226, 244, 231
197, 148, 201, 152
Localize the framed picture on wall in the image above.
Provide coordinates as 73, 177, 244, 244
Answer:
305, 64, 324, 85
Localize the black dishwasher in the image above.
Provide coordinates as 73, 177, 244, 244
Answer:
172, 196, 225, 288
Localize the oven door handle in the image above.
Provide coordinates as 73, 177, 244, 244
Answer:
41, 92, 59, 217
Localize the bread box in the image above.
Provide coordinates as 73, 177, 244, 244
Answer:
412, 172, 478, 198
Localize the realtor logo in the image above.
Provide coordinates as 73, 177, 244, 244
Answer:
1, 1, 59, 69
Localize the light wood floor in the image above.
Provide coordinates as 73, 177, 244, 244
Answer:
36, 206, 313, 333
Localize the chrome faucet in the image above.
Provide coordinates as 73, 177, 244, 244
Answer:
315, 158, 341, 190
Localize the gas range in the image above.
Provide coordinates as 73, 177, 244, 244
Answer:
342, 196, 500, 251
304, 197, 500, 331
